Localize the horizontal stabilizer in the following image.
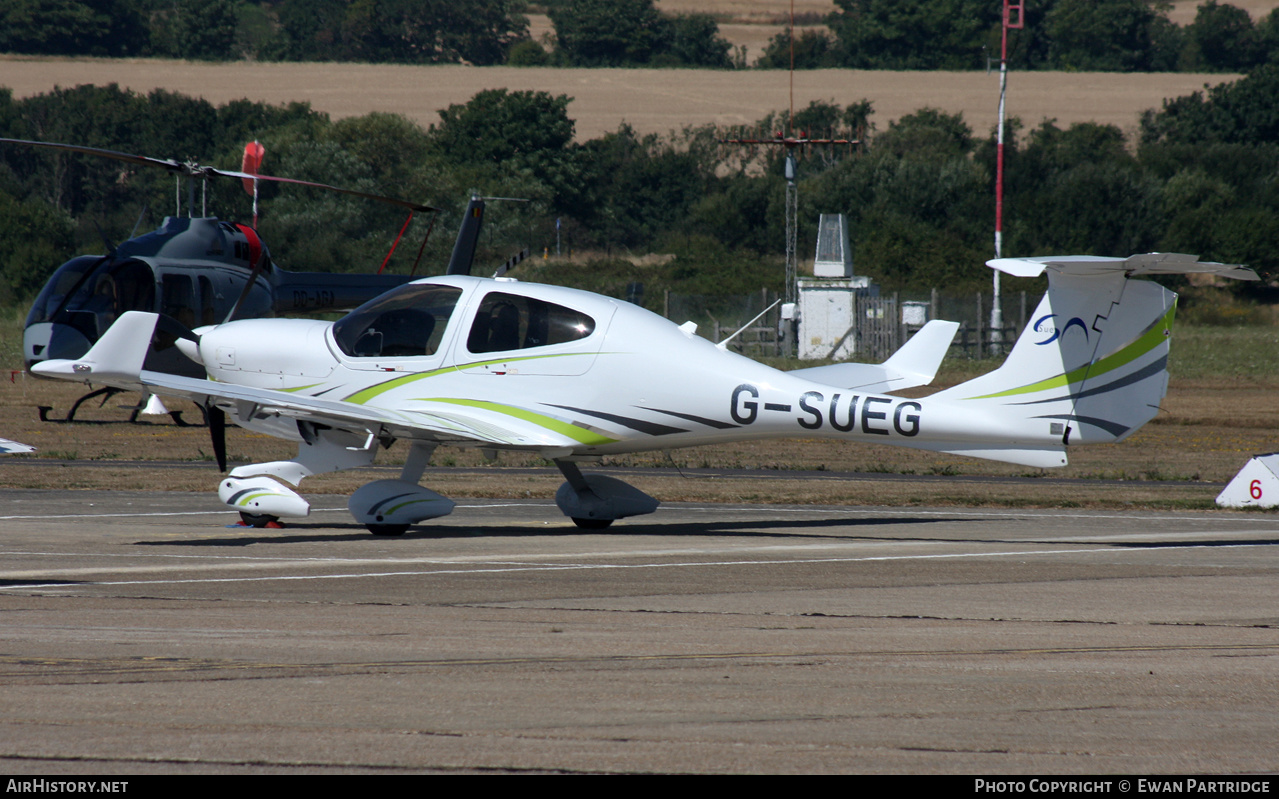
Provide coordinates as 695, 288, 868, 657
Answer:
989, 253, 1258, 281
790, 319, 959, 394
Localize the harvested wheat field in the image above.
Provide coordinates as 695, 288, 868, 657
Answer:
0, 56, 1242, 142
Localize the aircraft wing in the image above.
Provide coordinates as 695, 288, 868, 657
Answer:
29, 311, 597, 452
788, 319, 960, 394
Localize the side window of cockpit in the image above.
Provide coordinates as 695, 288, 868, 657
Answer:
466, 292, 595, 354
161, 274, 196, 329
198, 276, 216, 326
332, 284, 462, 359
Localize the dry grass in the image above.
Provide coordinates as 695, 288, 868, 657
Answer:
0, 56, 1242, 143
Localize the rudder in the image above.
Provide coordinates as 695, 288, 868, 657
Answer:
931, 254, 1249, 447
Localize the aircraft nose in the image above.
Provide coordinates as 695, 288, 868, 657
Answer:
24, 322, 92, 370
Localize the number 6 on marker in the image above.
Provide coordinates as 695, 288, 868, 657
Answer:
1250, 479, 1263, 500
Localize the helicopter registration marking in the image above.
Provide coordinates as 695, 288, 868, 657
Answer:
292, 290, 337, 309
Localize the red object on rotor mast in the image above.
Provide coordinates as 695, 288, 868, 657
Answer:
240, 141, 264, 195
241, 140, 265, 228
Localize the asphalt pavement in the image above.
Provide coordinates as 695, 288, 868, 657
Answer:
1, 488, 1277, 774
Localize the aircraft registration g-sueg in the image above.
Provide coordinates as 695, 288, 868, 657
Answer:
31, 252, 1256, 535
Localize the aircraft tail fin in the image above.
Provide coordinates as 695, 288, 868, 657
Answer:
445, 196, 484, 276
931, 254, 1256, 447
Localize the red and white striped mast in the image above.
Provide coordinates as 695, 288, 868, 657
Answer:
992, 0, 1023, 351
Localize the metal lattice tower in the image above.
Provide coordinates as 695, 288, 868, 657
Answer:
717, 134, 856, 316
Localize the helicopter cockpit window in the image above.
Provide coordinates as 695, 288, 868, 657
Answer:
162, 274, 197, 329
33, 258, 156, 340
25, 256, 103, 326
332, 283, 462, 359
466, 292, 595, 354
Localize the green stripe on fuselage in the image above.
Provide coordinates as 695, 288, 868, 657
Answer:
418, 398, 617, 445
343, 366, 457, 404
966, 304, 1176, 400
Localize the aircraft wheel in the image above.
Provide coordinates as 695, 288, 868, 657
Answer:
239, 512, 279, 528
367, 524, 409, 536
571, 517, 613, 530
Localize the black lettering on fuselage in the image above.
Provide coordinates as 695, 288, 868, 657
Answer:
829, 393, 858, 432
894, 401, 922, 437
798, 391, 823, 429
861, 396, 891, 435
731, 384, 759, 424
729, 385, 923, 437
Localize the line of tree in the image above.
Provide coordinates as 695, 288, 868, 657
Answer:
2, 65, 1278, 310
771, 0, 1279, 73
0, 0, 734, 68
4, 1, 1279, 73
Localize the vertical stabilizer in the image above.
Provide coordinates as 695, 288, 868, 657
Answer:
932, 255, 1252, 447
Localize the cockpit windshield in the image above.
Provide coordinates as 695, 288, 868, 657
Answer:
26, 256, 155, 341
25, 256, 103, 327
332, 282, 463, 358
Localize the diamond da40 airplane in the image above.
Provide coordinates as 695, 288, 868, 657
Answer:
31, 252, 1255, 534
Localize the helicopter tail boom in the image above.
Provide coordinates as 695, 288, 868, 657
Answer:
271, 271, 416, 315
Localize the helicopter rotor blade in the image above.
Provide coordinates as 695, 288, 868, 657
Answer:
223, 248, 271, 325
204, 166, 439, 213
0, 137, 440, 214
0, 137, 191, 174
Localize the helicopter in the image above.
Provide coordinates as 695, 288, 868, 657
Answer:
4, 138, 451, 385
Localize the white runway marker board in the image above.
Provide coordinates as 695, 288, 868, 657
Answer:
1217, 453, 1279, 508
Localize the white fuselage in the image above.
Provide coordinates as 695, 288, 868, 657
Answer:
190, 276, 1062, 464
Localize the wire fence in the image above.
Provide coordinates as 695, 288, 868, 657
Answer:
657, 288, 1035, 362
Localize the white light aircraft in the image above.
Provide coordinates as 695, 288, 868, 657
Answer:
31, 253, 1255, 534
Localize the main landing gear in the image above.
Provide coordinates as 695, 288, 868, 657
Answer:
218, 424, 660, 534
553, 459, 658, 529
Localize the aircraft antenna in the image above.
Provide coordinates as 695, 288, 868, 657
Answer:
717, 1, 856, 355
128, 205, 148, 239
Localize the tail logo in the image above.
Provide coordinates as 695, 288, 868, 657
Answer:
1034, 314, 1088, 346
